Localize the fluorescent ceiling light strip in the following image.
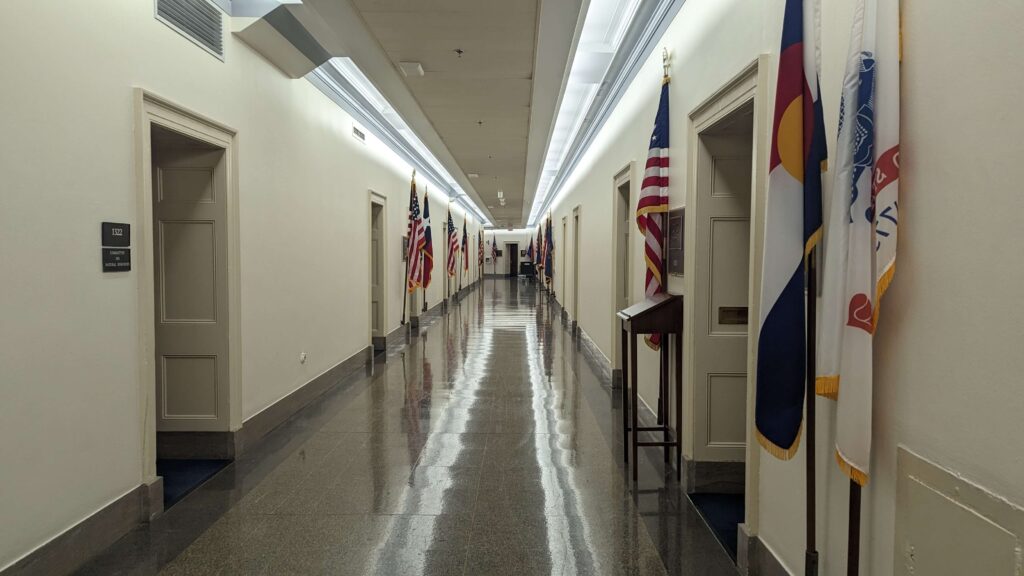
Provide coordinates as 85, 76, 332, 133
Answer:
527, 0, 682, 226
527, 0, 641, 224
306, 58, 491, 226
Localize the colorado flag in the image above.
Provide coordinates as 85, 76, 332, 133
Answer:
755, 0, 827, 459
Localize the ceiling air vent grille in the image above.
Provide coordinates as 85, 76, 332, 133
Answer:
156, 0, 224, 58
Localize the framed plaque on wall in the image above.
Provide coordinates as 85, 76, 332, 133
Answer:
667, 208, 684, 276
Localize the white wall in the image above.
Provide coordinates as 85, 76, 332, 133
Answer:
548, 0, 1024, 574
0, 1, 480, 569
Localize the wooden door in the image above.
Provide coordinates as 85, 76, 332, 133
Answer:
692, 113, 753, 462
153, 144, 229, 432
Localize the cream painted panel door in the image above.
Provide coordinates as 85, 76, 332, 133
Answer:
693, 131, 752, 461
154, 148, 229, 432
371, 204, 383, 338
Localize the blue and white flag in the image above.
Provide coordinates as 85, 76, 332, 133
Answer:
817, 0, 900, 486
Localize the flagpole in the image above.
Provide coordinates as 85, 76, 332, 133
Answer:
847, 480, 862, 575
401, 254, 409, 326
805, 249, 819, 575
422, 244, 428, 312
443, 210, 449, 312
401, 169, 413, 323
422, 188, 429, 313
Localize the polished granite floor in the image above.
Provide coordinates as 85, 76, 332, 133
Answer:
78, 280, 738, 575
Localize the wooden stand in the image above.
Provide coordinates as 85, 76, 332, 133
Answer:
617, 293, 683, 483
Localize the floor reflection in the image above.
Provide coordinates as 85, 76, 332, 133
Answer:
77, 279, 738, 576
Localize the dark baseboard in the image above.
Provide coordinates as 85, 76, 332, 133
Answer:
372, 336, 386, 353
235, 345, 372, 453
737, 523, 790, 576
2, 485, 147, 576
683, 457, 745, 495
575, 326, 614, 386
386, 323, 410, 348
157, 431, 238, 460
611, 368, 623, 389
140, 477, 163, 522
423, 299, 444, 319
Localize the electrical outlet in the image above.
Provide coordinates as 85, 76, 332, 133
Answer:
299, 352, 307, 364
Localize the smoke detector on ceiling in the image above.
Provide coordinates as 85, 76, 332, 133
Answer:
398, 61, 425, 77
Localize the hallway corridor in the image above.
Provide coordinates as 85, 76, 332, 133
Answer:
77, 280, 736, 575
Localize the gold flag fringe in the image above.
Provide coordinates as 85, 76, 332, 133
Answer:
804, 227, 823, 259
872, 262, 896, 330
816, 375, 839, 400
835, 448, 869, 486
756, 423, 803, 461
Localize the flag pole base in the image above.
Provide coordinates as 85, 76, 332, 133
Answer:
805, 550, 819, 576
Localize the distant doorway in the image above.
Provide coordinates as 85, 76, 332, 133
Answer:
507, 242, 519, 277
612, 164, 633, 380
561, 217, 567, 298
572, 207, 581, 331
370, 194, 386, 352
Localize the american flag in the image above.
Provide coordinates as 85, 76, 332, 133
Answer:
446, 209, 458, 277
461, 221, 469, 271
405, 177, 425, 292
491, 237, 497, 259
636, 76, 670, 348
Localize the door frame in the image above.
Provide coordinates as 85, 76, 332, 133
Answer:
505, 242, 518, 277
560, 216, 567, 299
685, 56, 771, 535
133, 89, 241, 482
368, 191, 388, 350
610, 162, 634, 376
571, 205, 581, 330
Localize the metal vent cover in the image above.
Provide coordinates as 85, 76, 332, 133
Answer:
156, 0, 224, 58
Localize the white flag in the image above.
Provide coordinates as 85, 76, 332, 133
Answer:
817, 0, 900, 486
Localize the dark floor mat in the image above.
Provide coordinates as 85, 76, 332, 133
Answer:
688, 492, 745, 560
156, 459, 231, 508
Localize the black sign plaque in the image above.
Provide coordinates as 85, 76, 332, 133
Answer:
102, 248, 131, 272
102, 222, 130, 247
